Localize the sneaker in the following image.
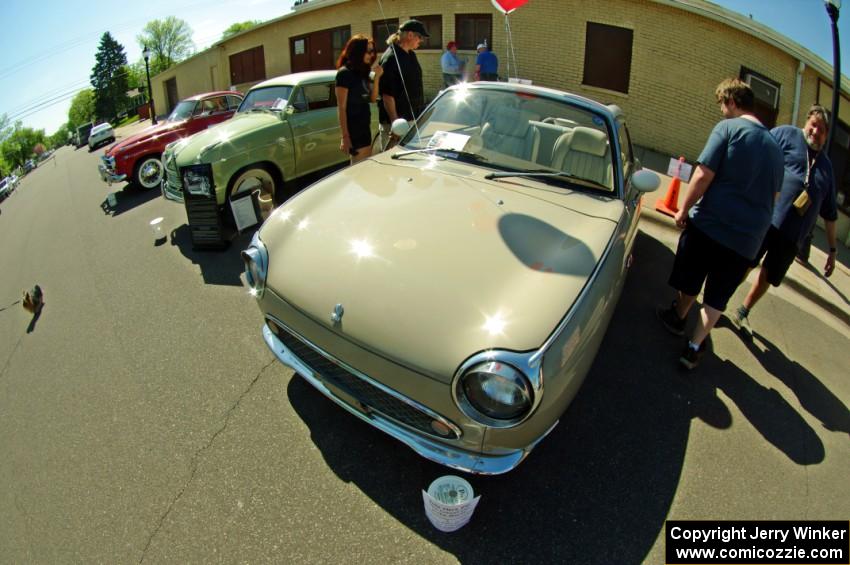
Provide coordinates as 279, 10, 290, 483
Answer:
679, 340, 707, 370
656, 301, 686, 336
733, 305, 752, 337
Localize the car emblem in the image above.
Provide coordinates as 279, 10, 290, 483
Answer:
331, 304, 344, 323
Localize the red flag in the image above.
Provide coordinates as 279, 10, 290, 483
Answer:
491, 0, 529, 14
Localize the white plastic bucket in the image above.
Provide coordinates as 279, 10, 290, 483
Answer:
422, 475, 481, 532
149, 217, 165, 242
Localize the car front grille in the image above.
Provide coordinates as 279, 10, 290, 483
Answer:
179, 164, 228, 248
164, 155, 182, 193
267, 319, 459, 440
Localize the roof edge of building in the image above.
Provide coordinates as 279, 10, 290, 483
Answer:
653, 0, 850, 92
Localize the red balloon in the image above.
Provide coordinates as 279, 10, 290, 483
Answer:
491, 0, 529, 14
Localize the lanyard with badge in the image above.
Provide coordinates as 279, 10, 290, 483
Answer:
793, 149, 817, 216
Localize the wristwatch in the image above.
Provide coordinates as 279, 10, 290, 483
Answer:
829, 247, 837, 253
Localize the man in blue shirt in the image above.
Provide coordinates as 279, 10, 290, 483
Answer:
657, 78, 784, 369
733, 105, 839, 334
475, 43, 498, 81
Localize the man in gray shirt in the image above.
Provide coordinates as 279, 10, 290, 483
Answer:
657, 78, 785, 369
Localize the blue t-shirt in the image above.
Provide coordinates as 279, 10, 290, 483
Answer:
476, 50, 498, 74
690, 117, 784, 260
441, 51, 463, 75
770, 125, 838, 248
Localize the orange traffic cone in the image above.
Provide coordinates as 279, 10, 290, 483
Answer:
655, 156, 684, 218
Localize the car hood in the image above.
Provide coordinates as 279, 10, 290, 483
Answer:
107, 120, 184, 155
259, 157, 624, 381
172, 112, 279, 164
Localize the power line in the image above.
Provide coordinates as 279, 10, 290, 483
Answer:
8, 88, 88, 125
4, 67, 138, 124
0, 0, 234, 80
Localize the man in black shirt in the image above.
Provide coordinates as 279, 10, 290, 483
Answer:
377, 19, 428, 149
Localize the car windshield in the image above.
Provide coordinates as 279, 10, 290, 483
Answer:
168, 100, 197, 122
238, 86, 294, 113
92, 124, 110, 133
400, 85, 616, 193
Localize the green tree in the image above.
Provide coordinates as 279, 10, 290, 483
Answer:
48, 123, 73, 149
137, 17, 194, 75
222, 20, 262, 40
124, 61, 147, 93
1, 125, 46, 169
91, 32, 129, 121
68, 89, 96, 129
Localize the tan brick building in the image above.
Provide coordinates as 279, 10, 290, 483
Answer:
150, 0, 850, 220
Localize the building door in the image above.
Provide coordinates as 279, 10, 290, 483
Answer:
290, 26, 350, 73
291, 35, 311, 73
164, 78, 179, 114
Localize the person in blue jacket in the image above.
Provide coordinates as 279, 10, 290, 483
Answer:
733, 104, 839, 334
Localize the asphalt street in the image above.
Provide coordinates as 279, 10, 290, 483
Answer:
0, 124, 848, 564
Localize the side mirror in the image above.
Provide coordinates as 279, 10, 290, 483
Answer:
391, 118, 410, 138
631, 170, 660, 193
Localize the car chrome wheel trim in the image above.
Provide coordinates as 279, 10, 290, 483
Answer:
231, 168, 276, 221
453, 349, 543, 429
137, 157, 164, 189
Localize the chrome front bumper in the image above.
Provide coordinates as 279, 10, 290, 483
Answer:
98, 163, 126, 185
261, 323, 553, 474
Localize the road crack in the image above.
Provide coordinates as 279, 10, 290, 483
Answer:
139, 358, 277, 563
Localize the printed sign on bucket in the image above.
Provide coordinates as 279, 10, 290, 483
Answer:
422, 476, 481, 532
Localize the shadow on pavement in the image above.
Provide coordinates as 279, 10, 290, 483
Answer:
100, 186, 160, 217
26, 305, 44, 334
169, 223, 254, 287
722, 320, 849, 437
705, 354, 825, 465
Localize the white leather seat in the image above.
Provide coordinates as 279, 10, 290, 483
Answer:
481, 107, 541, 162
551, 126, 613, 189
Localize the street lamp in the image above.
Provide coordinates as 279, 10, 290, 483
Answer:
825, 0, 841, 153
799, 0, 842, 261
142, 46, 157, 125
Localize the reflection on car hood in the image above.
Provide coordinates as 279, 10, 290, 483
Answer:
106, 121, 184, 155
259, 158, 623, 382
172, 112, 279, 164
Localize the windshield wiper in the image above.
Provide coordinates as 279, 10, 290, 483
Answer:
484, 169, 608, 190
392, 147, 487, 162
246, 107, 279, 114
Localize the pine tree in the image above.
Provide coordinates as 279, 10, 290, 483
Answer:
90, 32, 129, 122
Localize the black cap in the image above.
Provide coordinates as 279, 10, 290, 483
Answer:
399, 19, 430, 37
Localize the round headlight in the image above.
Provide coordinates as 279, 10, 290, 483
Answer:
460, 361, 533, 423
241, 233, 268, 296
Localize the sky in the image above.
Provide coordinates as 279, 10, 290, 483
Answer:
1, 0, 849, 136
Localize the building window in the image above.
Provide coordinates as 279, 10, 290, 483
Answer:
414, 15, 442, 50
583, 22, 633, 94
229, 46, 266, 85
740, 67, 781, 129
456, 14, 492, 51
331, 26, 351, 66
372, 19, 398, 50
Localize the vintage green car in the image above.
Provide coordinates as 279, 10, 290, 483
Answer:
162, 70, 363, 248
243, 82, 660, 474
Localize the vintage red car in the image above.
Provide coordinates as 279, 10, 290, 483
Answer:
99, 91, 243, 190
